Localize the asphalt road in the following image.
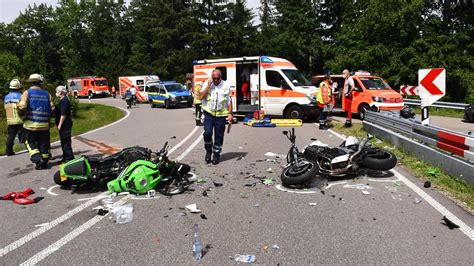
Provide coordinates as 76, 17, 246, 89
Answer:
0, 98, 472, 265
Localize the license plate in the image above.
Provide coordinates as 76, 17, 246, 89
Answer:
180, 100, 188, 103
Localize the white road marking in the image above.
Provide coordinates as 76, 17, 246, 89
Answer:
315, 123, 474, 241
20, 195, 131, 265
175, 134, 202, 162
19, 121, 203, 263
0, 192, 107, 258
324, 181, 348, 189
46, 185, 60, 196
168, 126, 199, 155
275, 184, 317, 194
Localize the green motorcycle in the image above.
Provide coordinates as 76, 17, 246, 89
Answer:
107, 142, 193, 195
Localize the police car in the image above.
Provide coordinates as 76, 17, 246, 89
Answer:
147, 81, 193, 109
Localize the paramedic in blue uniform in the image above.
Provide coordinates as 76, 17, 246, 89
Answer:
199, 69, 233, 165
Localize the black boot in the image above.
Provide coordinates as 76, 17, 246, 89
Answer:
204, 142, 213, 163
319, 123, 328, 130
343, 121, 352, 128
212, 153, 220, 165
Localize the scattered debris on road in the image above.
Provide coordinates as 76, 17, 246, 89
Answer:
233, 254, 256, 263
309, 202, 317, 206
185, 203, 201, 213
442, 216, 460, 230
112, 203, 133, 224
424, 181, 431, 188
362, 190, 371, 195
414, 198, 422, 204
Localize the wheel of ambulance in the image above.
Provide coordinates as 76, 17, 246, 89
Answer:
165, 100, 170, 109
284, 105, 304, 119
54, 170, 71, 187
73, 91, 78, 99
150, 101, 155, 108
358, 104, 370, 120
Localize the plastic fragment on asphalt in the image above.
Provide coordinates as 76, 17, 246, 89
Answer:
414, 198, 422, 204
213, 181, 223, 187
196, 178, 206, 184
262, 245, 269, 252
200, 214, 207, 220
262, 178, 274, 185
362, 190, 371, 195
233, 254, 256, 263
39, 187, 46, 190
264, 152, 285, 158
266, 168, 273, 173
147, 190, 156, 198
253, 203, 260, 207
185, 204, 201, 213
309, 203, 317, 206
98, 209, 108, 216
271, 244, 280, 250
112, 204, 133, 224
34, 223, 49, 227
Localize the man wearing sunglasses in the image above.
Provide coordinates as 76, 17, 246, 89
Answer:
199, 69, 233, 165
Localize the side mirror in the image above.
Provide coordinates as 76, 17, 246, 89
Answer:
281, 80, 291, 90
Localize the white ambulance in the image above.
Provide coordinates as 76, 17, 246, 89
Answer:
118, 75, 160, 102
193, 56, 317, 119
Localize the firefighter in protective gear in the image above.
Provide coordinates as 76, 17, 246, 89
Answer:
17, 73, 54, 169
315, 75, 332, 130
199, 69, 233, 165
192, 80, 203, 126
4, 79, 24, 156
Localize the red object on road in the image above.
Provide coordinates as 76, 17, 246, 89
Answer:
1, 188, 39, 205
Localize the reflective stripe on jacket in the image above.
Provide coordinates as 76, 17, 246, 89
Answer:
201, 81, 230, 117
21, 88, 52, 131
4, 92, 23, 125
316, 81, 332, 106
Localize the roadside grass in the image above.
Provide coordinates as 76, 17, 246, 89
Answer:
330, 121, 474, 210
411, 106, 465, 119
0, 102, 124, 156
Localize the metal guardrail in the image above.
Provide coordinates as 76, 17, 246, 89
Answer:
363, 110, 473, 185
403, 99, 468, 110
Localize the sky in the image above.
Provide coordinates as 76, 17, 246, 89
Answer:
0, 0, 262, 24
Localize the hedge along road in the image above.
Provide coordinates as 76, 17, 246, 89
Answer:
0, 98, 473, 265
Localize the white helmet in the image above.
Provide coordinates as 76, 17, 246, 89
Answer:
9, 79, 21, 90
26, 73, 44, 83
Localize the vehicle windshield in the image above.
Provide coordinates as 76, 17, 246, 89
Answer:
282, 69, 311, 87
95, 79, 107, 86
359, 78, 390, 90
148, 85, 160, 93
165, 84, 185, 92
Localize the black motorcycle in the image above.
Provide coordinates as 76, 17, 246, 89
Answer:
281, 128, 397, 187
125, 94, 133, 109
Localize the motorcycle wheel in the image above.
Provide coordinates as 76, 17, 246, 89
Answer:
361, 149, 397, 171
281, 160, 318, 186
54, 171, 71, 186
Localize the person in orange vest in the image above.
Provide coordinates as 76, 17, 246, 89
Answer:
315, 75, 332, 130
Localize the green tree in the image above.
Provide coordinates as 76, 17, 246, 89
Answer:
10, 4, 63, 82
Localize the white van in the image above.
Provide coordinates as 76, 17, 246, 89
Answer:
193, 56, 318, 119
